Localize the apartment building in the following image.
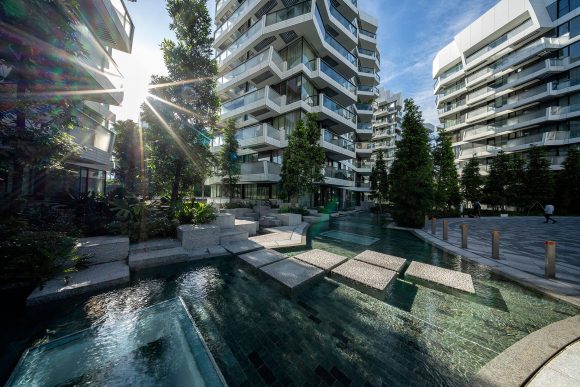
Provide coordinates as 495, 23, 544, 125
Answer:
372, 88, 403, 169
0, 0, 134, 198
209, 0, 380, 209
433, 0, 580, 176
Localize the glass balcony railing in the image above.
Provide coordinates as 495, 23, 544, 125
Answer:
551, 103, 580, 115
220, 87, 282, 115
217, 49, 282, 86
314, 5, 357, 66
265, 0, 311, 26
358, 84, 378, 93
322, 129, 355, 152
358, 47, 375, 57
359, 29, 376, 39
355, 103, 373, 111
323, 166, 354, 181
319, 60, 356, 94
357, 122, 372, 130
240, 161, 281, 176
329, 4, 357, 36
356, 142, 373, 150
216, 20, 261, 65
214, 0, 258, 41
321, 95, 357, 123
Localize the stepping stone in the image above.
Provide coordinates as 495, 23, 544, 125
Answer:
129, 247, 204, 270
293, 249, 347, 272
222, 240, 263, 255
405, 261, 476, 294
239, 249, 287, 268
130, 238, 181, 254
331, 260, 397, 294
260, 258, 324, 291
207, 245, 229, 257
27, 261, 130, 305
354, 250, 407, 272
219, 228, 249, 244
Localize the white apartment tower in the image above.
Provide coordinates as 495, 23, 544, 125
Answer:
372, 88, 403, 168
433, 0, 580, 175
210, 0, 380, 209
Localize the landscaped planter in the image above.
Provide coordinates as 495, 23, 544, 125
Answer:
177, 224, 220, 249
211, 213, 235, 229
77, 236, 130, 265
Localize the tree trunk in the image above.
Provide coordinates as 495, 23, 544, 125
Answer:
228, 171, 233, 201
171, 158, 183, 203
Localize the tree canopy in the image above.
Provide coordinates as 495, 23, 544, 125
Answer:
218, 118, 240, 200
432, 129, 461, 210
370, 149, 389, 210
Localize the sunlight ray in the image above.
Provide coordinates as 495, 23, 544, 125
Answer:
146, 77, 214, 90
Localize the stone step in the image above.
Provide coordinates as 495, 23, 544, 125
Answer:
404, 261, 475, 294
260, 258, 324, 293
211, 213, 236, 229
220, 229, 249, 244
129, 247, 194, 270
77, 236, 130, 265
353, 250, 407, 272
235, 219, 258, 236
293, 249, 347, 273
331, 260, 398, 296
239, 249, 287, 268
130, 238, 181, 254
259, 218, 282, 227
222, 240, 263, 255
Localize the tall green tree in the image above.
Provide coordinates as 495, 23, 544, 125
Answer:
0, 0, 83, 204
370, 150, 389, 211
218, 118, 239, 200
558, 148, 580, 214
141, 0, 219, 203
389, 99, 433, 228
483, 150, 510, 209
506, 153, 527, 210
432, 129, 461, 210
113, 120, 143, 195
525, 145, 554, 208
461, 156, 483, 204
280, 113, 325, 203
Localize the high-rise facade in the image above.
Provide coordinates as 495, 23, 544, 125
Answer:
372, 88, 403, 169
209, 0, 380, 209
433, 0, 580, 176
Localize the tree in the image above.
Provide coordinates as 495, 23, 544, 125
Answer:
112, 120, 143, 195
0, 0, 83, 204
218, 118, 239, 200
389, 99, 433, 228
525, 145, 554, 209
280, 113, 325, 203
141, 0, 219, 203
506, 153, 526, 210
558, 148, 580, 214
483, 150, 510, 209
432, 129, 461, 210
461, 156, 483, 204
370, 150, 389, 211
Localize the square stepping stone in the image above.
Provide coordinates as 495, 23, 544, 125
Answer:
294, 249, 347, 272
405, 261, 475, 294
260, 258, 324, 291
222, 240, 263, 255
239, 249, 287, 268
354, 250, 407, 272
331, 260, 397, 294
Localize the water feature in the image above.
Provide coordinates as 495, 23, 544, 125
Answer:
2, 213, 577, 386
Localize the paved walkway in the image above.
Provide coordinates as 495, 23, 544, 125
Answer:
416, 216, 580, 306
529, 340, 580, 386
249, 223, 309, 248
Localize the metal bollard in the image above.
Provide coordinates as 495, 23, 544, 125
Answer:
491, 229, 500, 259
443, 220, 449, 241
425, 215, 429, 230
460, 224, 468, 249
545, 241, 557, 279
431, 217, 437, 235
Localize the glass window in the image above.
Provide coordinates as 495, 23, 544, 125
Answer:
571, 41, 580, 62
285, 75, 302, 103
571, 16, 580, 37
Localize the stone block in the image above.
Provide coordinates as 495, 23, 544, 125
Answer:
331, 260, 397, 294
129, 247, 193, 270
405, 261, 475, 293
294, 249, 347, 272
354, 250, 407, 272
178, 224, 220, 249
274, 213, 302, 226
77, 236, 130, 265
260, 258, 324, 291
235, 219, 258, 236
239, 249, 287, 268
222, 240, 263, 255
211, 213, 235, 229
129, 238, 180, 255
219, 229, 248, 244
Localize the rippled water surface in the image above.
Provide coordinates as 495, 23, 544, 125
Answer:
2, 214, 578, 386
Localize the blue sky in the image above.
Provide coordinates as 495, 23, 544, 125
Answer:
113, 0, 499, 125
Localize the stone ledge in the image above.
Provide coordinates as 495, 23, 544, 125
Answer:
471, 315, 580, 387
78, 236, 129, 265
405, 261, 475, 294
178, 224, 220, 249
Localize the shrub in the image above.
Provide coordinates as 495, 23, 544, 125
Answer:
279, 207, 309, 216
172, 200, 216, 225
223, 201, 253, 209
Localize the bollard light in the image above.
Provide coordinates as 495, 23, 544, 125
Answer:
491, 230, 500, 259
443, 220, 449, 241
431, 217, 437, 235
545, 241, 557, 279
460, 224, 468, 249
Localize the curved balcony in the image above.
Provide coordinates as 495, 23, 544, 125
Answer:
355, 142, 373, 157
321, 128, 356, 160
356, 122, 373, 139
326, 0, 358, 45
220, 86, 282, 121
307, 94, 357, 135
323, 166, 355, 187
357, 84, 379, 99
214, 0, 261, 48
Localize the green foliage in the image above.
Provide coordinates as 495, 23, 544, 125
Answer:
113, 120, 144, 195
506, 154, 527, 210
432, 129, 461, 210
223, 201, 252, 209
558, 148, 580, 214
483, 151, 511, 209
279, 207, 310, 216
461, 156, 483, 203
171, 200, 216, 225
280, 113, 325, 202
370, 150, 389, 208
389, 99, 433, 228
218, 119, 240, 200
525, 145, 554, 207
141, 0, 219, 203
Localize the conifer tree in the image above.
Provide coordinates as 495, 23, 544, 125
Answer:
370, 150, 389, 211
558, 148, 580, 214
389, 99, 433, 228
506, 153, 526, 210
218, 119, 240, 200
113, 120, 143, 195
461, 156, 483, 204
483, 150, 510, 209
525, 145, 554, 208
432, 129, 461, 210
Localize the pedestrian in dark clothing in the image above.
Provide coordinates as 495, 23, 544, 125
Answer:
473, 200, 481, 218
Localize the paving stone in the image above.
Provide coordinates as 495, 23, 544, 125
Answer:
354, 250, 407, 272
405, 261, 475, 294
260, 258, 324, 290
129, 247, 203, 270
78, 236, 129, 265
223, 240, 263, 255
130, 238, 180, 254
331, 260, 397, 293
27, 261, 130, 305
239, 249, 287, 268
294, 249, 347, 272
208, 245, 230, 257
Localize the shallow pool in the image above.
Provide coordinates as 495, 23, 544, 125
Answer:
2, 214, 578, 386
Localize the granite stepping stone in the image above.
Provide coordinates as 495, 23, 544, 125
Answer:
331, 260, 397, 294
260, 258, 324, 291
405, 261, 476, 294
354, 250, 407, 272
293, 249, 347, 272
222, 240, 263, 255
239, 249, 287, 268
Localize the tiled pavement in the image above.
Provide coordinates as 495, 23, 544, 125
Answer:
529, 340, 580, 386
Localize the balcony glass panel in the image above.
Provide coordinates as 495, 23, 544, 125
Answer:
265, 0, 312, 26
359, 29, 376, 39
314, 5, 357, 65
356, 103, 373, 111
214, 0, 257, 41
358, 47, 375, 57
358, 85, 377, 93
324, 166, 353, 180
329, 4, 357, 36
322, 95, 356, 123
357, 122, 372, 130
466, 19, 533, 64
322, 129, 355, 152
221, 88, 265, 114
236, 124, 263, 141
320, 60, 356, 93
218, 49, 278, 86
216, 21, 262, 64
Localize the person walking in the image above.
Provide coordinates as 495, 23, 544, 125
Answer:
544, 203, 557, 224
473, 200, 481, 218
